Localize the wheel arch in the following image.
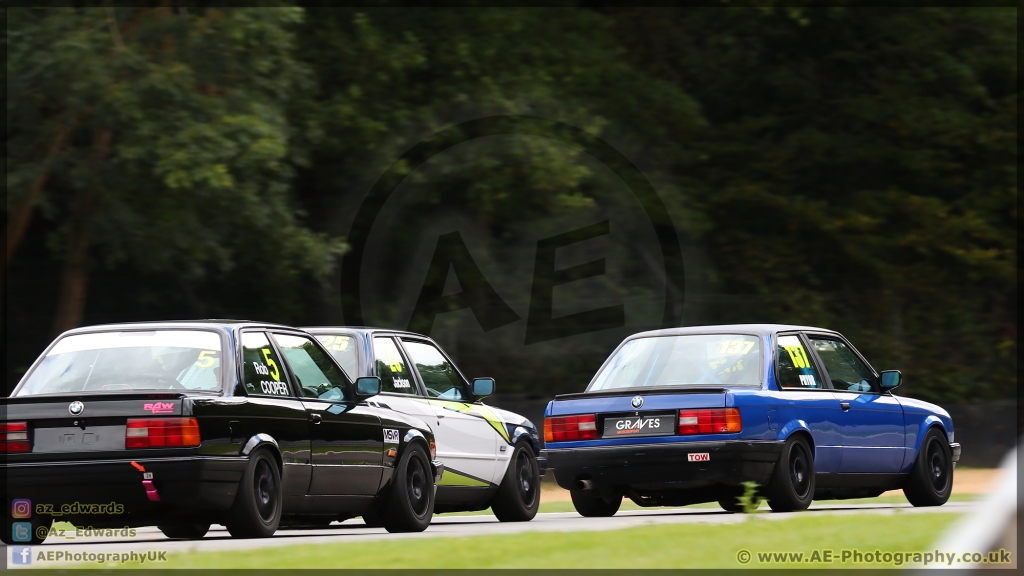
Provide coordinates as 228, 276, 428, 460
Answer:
777, 421, 816, 461
241, 433, 283, 471
914, 417, 950, 454
401, 428, 432, 457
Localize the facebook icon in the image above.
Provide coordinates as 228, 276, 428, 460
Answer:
12, 546, 32, 565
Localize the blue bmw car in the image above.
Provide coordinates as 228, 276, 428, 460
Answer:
543, 325, 961, 515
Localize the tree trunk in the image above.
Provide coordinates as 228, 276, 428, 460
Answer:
51, 225, 90, 336
6, 123, 74, 265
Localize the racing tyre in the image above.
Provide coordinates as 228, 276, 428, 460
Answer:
158, 523, 210, 540
570, 490, 621, 517
766, 435, 814, 512
361, 510, 385, 528
3, 505, 51, 545
382, 443, 434, 533
491, 441, 541, 522
903, 428, 953, 507
225, 447, 282, 538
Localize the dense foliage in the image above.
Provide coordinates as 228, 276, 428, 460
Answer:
6, 5, 1016, 403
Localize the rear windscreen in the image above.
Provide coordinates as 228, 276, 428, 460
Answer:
14, 330, 223, 396
589, 334, 761, 390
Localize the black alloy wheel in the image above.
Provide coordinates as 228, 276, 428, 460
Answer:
904, 428, 953, 507
766, 435, 815, 512
225, 447, 283, 538
492, 441, 541, 522
406, 452, 430, 519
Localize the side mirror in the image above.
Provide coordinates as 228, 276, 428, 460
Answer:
879, 370, 902, 391
470, 377, 495, 400
354, 376, 381, 399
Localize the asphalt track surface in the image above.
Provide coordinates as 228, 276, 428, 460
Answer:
7, 501, 973, 565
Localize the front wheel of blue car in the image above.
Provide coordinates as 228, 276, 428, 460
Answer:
766, 435, 815, 512
903, 428, 952, 507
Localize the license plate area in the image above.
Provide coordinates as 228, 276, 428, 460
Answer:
601, 412, 676, 438
32, 425, 126, 453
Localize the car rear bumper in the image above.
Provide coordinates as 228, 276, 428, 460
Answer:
545, 439, 785, 490
5, 456, 246, 524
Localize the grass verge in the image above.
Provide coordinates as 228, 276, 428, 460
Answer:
140, 511, 962, 569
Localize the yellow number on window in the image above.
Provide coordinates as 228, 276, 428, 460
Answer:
261, 348, 281, 381
195, 350, 217, 368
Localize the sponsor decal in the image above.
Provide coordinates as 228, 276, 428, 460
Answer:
383, 428, 400, 444
688, 453, 710, 462
615, 416, 662, 434
143, 401, 175, 414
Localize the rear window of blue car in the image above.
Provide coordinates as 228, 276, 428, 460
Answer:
589, 334, 761, 390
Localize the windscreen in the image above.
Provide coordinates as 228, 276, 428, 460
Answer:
588, 334, 761, 391
14, 330, 223, 396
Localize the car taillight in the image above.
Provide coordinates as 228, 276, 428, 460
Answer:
678, 408, 742, 435
126, 418, 201, 449
1, 422, 30, 452
544, 414, 598, 442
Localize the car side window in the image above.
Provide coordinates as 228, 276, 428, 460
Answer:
315, 334, 358, 379
272, 333, 349, 401
401, 340, 465, 400
776, 335, 824, 389
808, 337, 877, 393
373, 337, 416, 394
241, 332, 292, 397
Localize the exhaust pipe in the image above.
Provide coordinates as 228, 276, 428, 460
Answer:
576, 479, 594, 491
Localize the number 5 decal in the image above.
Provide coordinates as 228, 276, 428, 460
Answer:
261, 348, 281, 381
195, 350, 217, 368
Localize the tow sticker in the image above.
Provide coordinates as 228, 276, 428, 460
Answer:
688, 453, 710, 462
383, 429, 400, 444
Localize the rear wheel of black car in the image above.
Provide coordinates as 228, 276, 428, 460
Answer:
226, 447, 282, 538
570, 490, 621, 517
766, 435, 815, 512
903, 428, 953, 507
382, 443, 434, 533
3, 505, 51, 545
491, 441, 541, 522
158, 523, 210, 540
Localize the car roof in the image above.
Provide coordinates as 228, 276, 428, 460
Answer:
303, 326, 425, 338
628, 324, 839, 339
59, 320, 300, 335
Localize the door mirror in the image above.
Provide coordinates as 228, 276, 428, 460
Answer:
354, 376, 381, 399
470, 377, 495, 399
879, 370, 902, 391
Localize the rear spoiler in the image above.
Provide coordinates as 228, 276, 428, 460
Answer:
553, 387, 730, 400
2, 392, 193, 404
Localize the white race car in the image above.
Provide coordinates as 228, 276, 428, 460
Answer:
303, 327, 544, 522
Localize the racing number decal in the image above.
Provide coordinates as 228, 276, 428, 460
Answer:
195, 350, 217, 368
784, 345, 812, 369
718, 340, 755, 355
261, 348, 281, 381
321, 335, 351, 351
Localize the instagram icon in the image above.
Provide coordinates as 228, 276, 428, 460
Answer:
11, 499, 32, 518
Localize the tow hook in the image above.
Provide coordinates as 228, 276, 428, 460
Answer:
131, 461, 161, 502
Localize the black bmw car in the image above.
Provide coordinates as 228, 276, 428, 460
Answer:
3, 321, 442, 543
